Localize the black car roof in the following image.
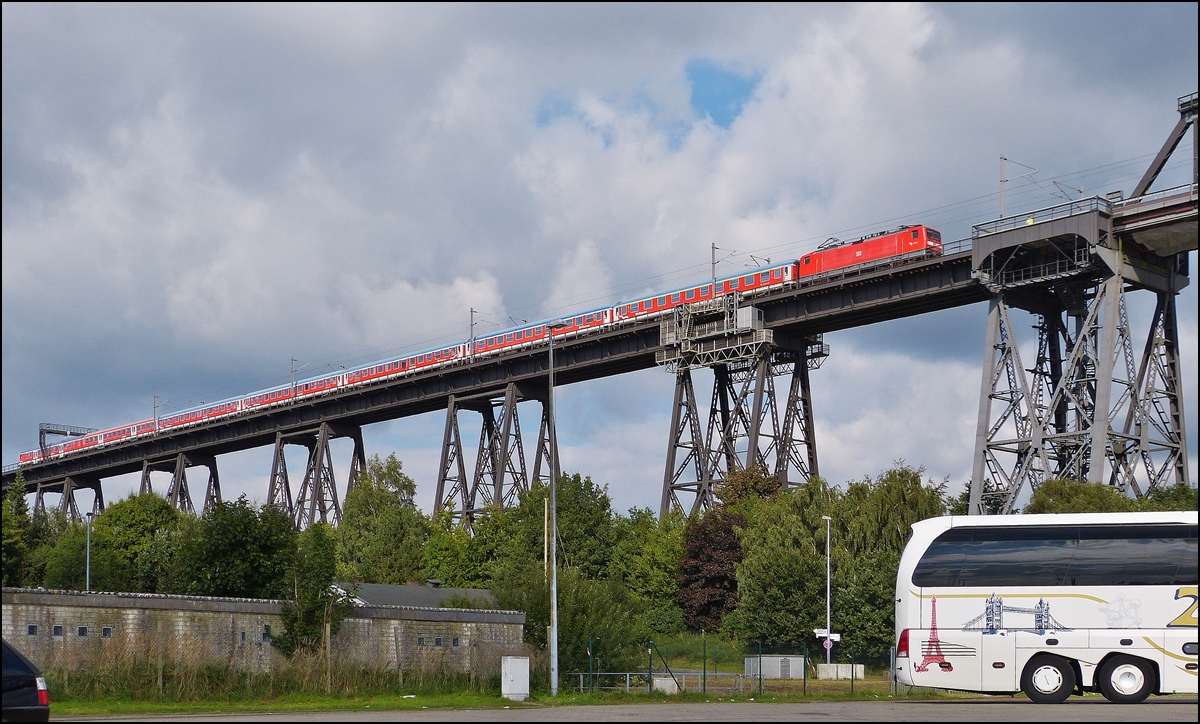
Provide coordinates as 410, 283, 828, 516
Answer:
2, 639, 42, 675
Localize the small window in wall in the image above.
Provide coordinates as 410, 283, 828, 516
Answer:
262, 626, 272, 642
452, 638, 460, 647
77, 626, 88, 637
240, 631, 246, 642
102, 627, 113, 638
27, 625, 38, 636
417, 636, 426, 647
434, 637, 443, 647
52, 625, 63, 637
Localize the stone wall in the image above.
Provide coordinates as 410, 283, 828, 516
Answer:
2, 587, 525, 675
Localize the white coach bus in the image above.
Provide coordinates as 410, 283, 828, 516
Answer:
894, 511, 1197, 703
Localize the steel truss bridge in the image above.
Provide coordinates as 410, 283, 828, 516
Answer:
3, 93, 1197, 525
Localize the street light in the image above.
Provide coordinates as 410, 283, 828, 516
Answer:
86, 511, 94, 593
822, 514, 831, 665
546, 319, 568, 697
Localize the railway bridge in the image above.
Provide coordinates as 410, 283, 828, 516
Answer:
3, 92, 1197, 523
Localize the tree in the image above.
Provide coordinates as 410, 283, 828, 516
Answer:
337, 454, 429, 584
677, 507, 744, 632
160, 496, 294, 598
717, 465, 781, 507
1138, 483, 1198, 512
41, 524, 91, 590
729, 465, 946, 656
423, 506, 484, 588
24, 507, 71, 587
92, 492, 182, 592
726, 477, 833, 642
610, 507, 686, 633
506, 475, 618, 581
1024, 478, 1138, 514
3, 475, 31, 586
274, 523, 353, 657
491, 563, 646, 672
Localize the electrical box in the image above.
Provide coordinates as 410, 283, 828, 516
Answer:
735, 305, 764, 331
501, 656, 529, 701
745, 655, 806, 679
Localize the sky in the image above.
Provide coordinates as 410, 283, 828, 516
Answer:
3, 3, 1197, 517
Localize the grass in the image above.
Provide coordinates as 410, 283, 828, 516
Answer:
49, 673, 974, 717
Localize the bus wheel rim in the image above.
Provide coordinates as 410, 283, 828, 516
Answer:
1032, 665, 1063, 694
1111, 664, 1143, 695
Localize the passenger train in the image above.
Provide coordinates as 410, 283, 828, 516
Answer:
17, 225, 942, 467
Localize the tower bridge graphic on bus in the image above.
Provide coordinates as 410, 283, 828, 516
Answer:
960, 593, 1072, 634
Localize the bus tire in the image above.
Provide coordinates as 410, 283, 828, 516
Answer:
1021, 654, 1075, 704
1097, 655, 1155, 704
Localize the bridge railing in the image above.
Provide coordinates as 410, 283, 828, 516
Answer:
942, 237, 972, 256
1112, 182, 1198, 210
971, 196, 1111, 238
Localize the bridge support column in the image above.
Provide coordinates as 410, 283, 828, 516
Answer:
531, 398, 559, 487
661, 367, 714, 518
1110, 291, 1190, 493
267, 433, 294, 518
56, 476, 102, 521
662, 345, 824, 519
969, 275, 1189, 514
434, 384, 531, 531
435, 395, 471, 525
166, 453, 195, 515
294, 423, 342, 529
776, 345, 820, 486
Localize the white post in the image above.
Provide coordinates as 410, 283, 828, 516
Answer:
1000, 154, 1006, 218
85, 512, 94, 592
548, 322, 561, 697
822, 514, 831, 664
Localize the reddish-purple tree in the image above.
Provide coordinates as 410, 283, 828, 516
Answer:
677, 508, 744, 632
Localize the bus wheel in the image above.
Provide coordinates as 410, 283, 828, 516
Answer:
1021, 654, 1075, 704
1098, 655, 1155, 704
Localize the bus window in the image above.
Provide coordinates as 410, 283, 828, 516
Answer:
912, 524, 1198, 588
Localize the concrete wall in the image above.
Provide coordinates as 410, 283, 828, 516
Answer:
2, 587, 525, 675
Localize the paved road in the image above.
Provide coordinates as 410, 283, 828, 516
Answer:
57, 698, 1198, 722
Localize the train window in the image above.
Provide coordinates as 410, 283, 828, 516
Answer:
656, 297, 666, 307
912, 230, 919, 239
671, 293, 680, 303
685, 290, 694, 300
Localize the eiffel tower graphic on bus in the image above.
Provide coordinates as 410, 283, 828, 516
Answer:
915, 596, 951, 672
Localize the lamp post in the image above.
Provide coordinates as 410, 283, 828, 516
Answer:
86, 511, 94, 593
822, 514, 831, 664
547, 320, 567, 697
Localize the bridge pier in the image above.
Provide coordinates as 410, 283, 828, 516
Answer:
270, 422, 363, 529
657, 293, 826, 517
434, 383, 542, 531
968, 201, 1191, 513
140, 453, 221, 516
